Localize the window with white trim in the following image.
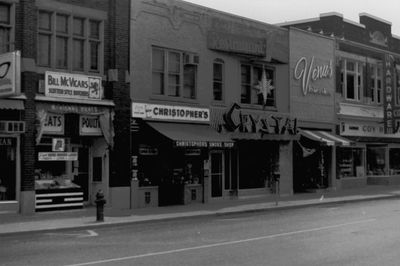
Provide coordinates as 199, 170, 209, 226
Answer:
340, 59, 363, 101
213, 59, 224, 101
38, 10, 103, 73
0, 2, 14, 53
152, 47, 197, 99
369, 62, 383, 104
241, 63, 275, 107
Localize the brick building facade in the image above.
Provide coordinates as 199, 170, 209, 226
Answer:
0, 0, 130, 213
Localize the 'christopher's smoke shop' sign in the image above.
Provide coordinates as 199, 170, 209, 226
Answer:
45, 71, 102, 100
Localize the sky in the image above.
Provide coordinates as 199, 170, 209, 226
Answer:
183, 0, 400, 36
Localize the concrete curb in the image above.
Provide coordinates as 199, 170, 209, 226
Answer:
1, 193, 399, 237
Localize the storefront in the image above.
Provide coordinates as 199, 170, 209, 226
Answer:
131, 102, 234, 207
211, 103, 298, 197
0, 51, 24, 213
34, 71, 114, 211
289, 28, 352, 192
339, 119, 400, 187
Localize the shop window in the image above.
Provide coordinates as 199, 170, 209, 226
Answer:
35, 145, 81, 190
241, 63, 275, 107
369, 62, 383, 104
213, 59, 224, 101
152, 47, 197, 100
367, 145, 386, 176
340, 58, 363, 101
37, 10, 103, 73
337, 148, 364, 178
389, 148, 400, 175
0, 140, 16, 201
0, 3, 14, 53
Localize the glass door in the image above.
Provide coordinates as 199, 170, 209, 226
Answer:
72, 145, 89, 201
211, 151, 224, 198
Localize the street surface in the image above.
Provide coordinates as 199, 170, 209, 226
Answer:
1, 198, 400, 266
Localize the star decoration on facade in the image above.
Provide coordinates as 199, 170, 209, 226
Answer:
253, 69, 274, 105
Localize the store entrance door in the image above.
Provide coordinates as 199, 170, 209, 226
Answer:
211, 151, 224, 198
72, 145, 89, 201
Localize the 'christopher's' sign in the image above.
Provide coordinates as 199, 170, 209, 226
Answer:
294, 56, 333, 96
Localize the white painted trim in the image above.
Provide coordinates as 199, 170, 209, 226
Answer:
276, 17, 320, 27
36, 192, 83, 197
393, 34, 400, 40
320, 12, 343, 18
343, 18, 366, 29
35, 95, 115, 106
35, 202, 83, 209
359, 12, 392, 25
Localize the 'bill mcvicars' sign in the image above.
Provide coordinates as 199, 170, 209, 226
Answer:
207, 31, 266, 57
45, 71, 102, 100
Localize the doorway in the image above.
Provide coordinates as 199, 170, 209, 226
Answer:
211, 151, 224, 198
71, 145, 89, 201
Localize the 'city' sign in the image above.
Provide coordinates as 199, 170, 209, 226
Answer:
294, 56, 333, 96
45, 71, 102, 100
0, 51, 20, 98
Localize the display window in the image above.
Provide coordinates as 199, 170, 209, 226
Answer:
35, 144, 81, 190
389, 148, 400, 175
0, 139, 16, 201
367, 145, 386, 176
337, 147, 364, 178
238, 142, 278, 189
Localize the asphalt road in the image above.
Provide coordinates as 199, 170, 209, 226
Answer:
1, 198, 400, 266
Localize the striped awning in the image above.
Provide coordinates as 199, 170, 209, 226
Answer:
299, 130, 352, 146
0, 99, 24, 110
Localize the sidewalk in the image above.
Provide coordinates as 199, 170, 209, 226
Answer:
1, 185, 400, 235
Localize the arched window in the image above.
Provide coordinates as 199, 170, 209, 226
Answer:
213, 59, 224, 101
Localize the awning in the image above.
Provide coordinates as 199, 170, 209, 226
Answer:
299, 130, 352, 146
0, 99, 24, 110
147, 122, 234, 148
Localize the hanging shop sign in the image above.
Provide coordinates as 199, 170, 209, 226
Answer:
52, 138, 65, 152
132, 102, 209, 123
207, 31, 266, 57
0, 51, 21, 98
138, 144, 158, 155
45, 71, 102, 100
293, 56, 333, 96
38, 152, 78, 161
383, 55, 400, 134
79, 115, 102, 136
219, 103, 297, 136
43, 113, 64, 134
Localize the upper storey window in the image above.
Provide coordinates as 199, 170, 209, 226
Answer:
0, 3, 14, 53
241, 63, 275, 107
339, 59, 363, 101
152, 47, 197, 100
38, 10, 103, 73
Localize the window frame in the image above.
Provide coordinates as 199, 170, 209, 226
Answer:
0, 2, 15, 53
240, 62, 276, 107
151, 46, 198, 100
37, 9, 104, 75
368, 59, 383, 104
341, 58, 363, 102
213, 59, 224, 102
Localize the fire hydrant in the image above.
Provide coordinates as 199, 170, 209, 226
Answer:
95, 190, 106, 222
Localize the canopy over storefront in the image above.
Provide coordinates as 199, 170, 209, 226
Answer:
299, 130, 352, 146
147, 122, 234, 148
